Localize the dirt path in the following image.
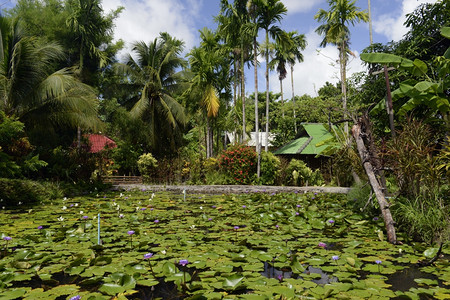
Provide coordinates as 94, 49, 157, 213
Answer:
112, 184, 352, 195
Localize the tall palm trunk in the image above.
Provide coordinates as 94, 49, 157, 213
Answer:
254, 36, 260, 178
234, 55, 239, 144
264, 30, 270, 152
241, 38, 246, 142
280, 77, 284, 117
340, 41, 348, 136
290, 65, 297, 132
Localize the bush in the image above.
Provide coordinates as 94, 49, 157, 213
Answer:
137, 153, 158, 182
0, 179, 48, 207
218, 144, 256, 184
260, 151, 280, 185
285, 159, 323, 186
347, 182, 377, 216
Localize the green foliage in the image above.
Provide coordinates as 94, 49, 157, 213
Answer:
383, 119, 449, 243
392, 196, 449, 244
347, 182, 377, 216
111, 141, 142, 175
137, 153, 158, 182
218, 144, 256, 184
259, 151, 280, 185
284, 159, 323, 186
0, 178, 50, 206
0, 111, 47, 178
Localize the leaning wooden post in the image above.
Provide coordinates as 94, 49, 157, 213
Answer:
352, 122, 397, 244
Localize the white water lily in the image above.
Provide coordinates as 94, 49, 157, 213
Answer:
190, 225, 196, 229
80, 211, 84, 215
116, 205, 120, 211
62, 206, 67, 210
57, 216, 64, 221
120, 193, 123, 197
63, 197, 67, 201
136, 207, 140, 211
138, 201, 141, 205
199, 206, 203, 210
74, 203, 79, 207
161, 250, 166, 255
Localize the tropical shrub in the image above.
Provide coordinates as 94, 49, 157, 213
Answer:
0, 179, 48, 206
111, 141, 142, 175
137, 153, 158, 182
285, 159, 323, 186
383, 119, 449, 243
0, 111, 47, 178
260, 151, 281, 185
347, 182, 378, 216
218, 144, 256, 184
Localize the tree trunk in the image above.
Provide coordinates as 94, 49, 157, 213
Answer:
265, 30, 269, 152
291, 65, 297, 132
280, 78, 284, 118
241, 39, 246, 143
383, 65, 395, 138
352, 122, 397, 244
340, 41, 348, 136
254, 37, 260, 178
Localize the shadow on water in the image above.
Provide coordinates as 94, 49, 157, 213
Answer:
261, 262, 337, 284
387, 266, 443, 292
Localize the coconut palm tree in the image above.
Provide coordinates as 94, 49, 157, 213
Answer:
115, 32, 187, 155
0, 17, 101, 136
315, 0, 368, 134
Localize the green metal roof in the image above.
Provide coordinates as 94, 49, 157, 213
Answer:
274, 124, 333, 155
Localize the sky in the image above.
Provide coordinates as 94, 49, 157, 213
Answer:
5, 0, 439, 98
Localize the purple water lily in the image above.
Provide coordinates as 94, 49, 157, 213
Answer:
179, 259, 189, 266
318, 242, 326, 248
154, 219, 159, 223
3, 236, 11, 241
69, 296, 81, 300
234, 226, 239, 230
37, 226, 43, 230
144, 253, 154, 259
328, 219, 335, 224
332, 255, 339, 261
375, 260, 382, 264
127, 230, 135, 235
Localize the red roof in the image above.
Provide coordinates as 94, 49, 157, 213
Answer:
87, 134, 117, 153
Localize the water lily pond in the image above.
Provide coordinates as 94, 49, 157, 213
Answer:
0, 190, 449, 299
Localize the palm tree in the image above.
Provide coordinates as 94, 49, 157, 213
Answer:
186, 28, 225, 158
66, 0, 120, 80
217, 0, 251, 142
286, 31, 307, 132
315, 0, 368, 134
115, 32, 187, 155
0, 17, 101, 136
252, 0, 288, 152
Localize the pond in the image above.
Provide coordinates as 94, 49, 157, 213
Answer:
0, 190, 448, 299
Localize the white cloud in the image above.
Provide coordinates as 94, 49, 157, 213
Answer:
267, 29, 366, 98
102, 0, 202, 61
373, 0, 438, 42
283, 0, 325, 13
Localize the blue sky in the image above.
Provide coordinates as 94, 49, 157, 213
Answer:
5, 0, 439, 97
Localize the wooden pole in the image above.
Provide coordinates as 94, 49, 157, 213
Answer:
383, 65, 396, 137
